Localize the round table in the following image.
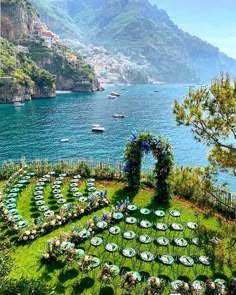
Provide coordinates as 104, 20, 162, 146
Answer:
87, 187, 96, 192
38, 205, 49, 212
8, 208, 18, 215
113, 212, 123, 220
87, 178, 95, 183
87, 182, 95, 187
71, 179, 79, 183
34, 191, 43, 196
192, 238, 199, 245
155, 223, 168, 231
126, 272, 141, 281
140, 220, 152, 228
174, 238, 188, 247
90, 237, 103, 246
6, 203, 16, 209
123, 231, 136, 240
179, 256, 194, 266
75, 248, 85, 257
105, 243, 118, 252
22, 176, 31, 180
96, 221, 108, 229
78, 230, 91, 239
12, 214, 23, 222
7, 193, 18, 198
187, 222, 198, 230
91, 257, 100, 268
122, 248, 136, 258
199, 256, 210, 266
156, 236, 169, 246
37, 182, 45, 186
70, 183, 78, 187
60, 241, 74, 251
18, 179, 28, 184
40, 177, 48, 182
127, 204, 137, 211
6, 198, 16, 204
73, 175, 81, 179
140, 208, 151, 215
59, 173, 67, 177
140, 251, 154, 261
79, 196, 88, 203
28, 172, 35, 176
14, 184, 24, 188
192, 281, 206, 292
17, 220, 29, 228
139, 234, 152, 244
109, 265, 120, 276
34, 195, 43, 201
36, 186, 44, 191
36, 200, 45, 206
160, 255, 174, 265
109, 226, 121, 235
171, 223, 184, 231
126, 217, 137, 224
57, 199, 66, 204
170, 210, 181, 217
154, 210, 165, 217
54, 181, 62, 185
52, 185, 61, 190
56, 177, 64, 181
73, 192, 83, 198
53, 189, 61, 194
10, 188, 20, 193
54, 194, 63, 199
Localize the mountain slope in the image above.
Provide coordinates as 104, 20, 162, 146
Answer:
30, 0, 236, 83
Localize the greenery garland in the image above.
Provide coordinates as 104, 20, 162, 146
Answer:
123, 132, 174, 202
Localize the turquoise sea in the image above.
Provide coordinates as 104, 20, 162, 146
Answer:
0, 84, 234, 190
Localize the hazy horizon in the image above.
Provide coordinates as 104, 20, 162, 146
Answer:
150, 0, 236, 59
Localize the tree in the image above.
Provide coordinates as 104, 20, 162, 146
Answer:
173, 73, 236, 174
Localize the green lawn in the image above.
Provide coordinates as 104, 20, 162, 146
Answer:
1, 178, 235, 295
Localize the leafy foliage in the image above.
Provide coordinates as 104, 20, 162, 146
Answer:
0, 37, 55, 88
123, 132, 174, 202
173, 73, 236, 174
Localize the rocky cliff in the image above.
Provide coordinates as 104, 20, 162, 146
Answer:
0, 0, 101, 98
1, 0, 39, 42
0, 37, 56, 103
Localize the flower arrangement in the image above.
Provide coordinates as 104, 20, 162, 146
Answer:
123, 132, 174, 203
121, 271, 140, 293
144, 277, 165, 295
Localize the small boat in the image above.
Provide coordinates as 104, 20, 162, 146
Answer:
112, 114, 125, 118
13, 102, 25, 107
154, 90, 159, 92
92, 124, 105, 132
107, 94, 117, 99
110, 91, 120, 97
60, 138, 69, 142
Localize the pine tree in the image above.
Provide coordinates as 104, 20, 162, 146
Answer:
173, 73, 236, 174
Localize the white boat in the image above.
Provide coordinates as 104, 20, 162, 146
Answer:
107, 94, 117, 99
60, 138, 69, 142
112, 114, 125, 118
110, 91, 120, 97
92, 124, 105, 132
13, 102, 25, 107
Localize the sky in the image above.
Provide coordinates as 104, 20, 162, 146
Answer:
150, 0, 236, 59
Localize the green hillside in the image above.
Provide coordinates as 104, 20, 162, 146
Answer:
0, 37, 55, 91
31, 0, 236, 83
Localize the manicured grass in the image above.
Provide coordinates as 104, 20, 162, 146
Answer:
1, 179, 235, 294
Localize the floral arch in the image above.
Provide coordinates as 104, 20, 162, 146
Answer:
123, 132, 174, 203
